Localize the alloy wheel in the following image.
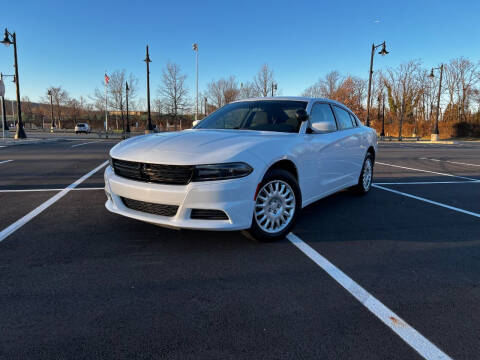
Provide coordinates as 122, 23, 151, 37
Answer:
254, 180, 296, 234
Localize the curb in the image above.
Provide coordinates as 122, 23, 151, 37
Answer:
0, 138, 66, 147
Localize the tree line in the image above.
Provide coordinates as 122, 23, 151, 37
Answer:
8, 57, 480, 137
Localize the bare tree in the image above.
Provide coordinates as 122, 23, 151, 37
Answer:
92, 70, 138, 130
254, 64, 275, 97
153, 97, 165, 129
45, 86, 69, 128
206, 76, 240, 108
383, 60, 424, 138
158, 62, 189, 130
239, 81, 259, 99
302, 71, 366, 115
21, 96, 34, 122
66, 96, 87, 126
450, 57, 479, 121
302, 71, 342, 98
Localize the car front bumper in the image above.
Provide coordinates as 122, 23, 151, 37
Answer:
104, 166, 257, 230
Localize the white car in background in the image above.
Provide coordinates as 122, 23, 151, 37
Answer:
104, 97, 377, 241
75, 123, 91, 134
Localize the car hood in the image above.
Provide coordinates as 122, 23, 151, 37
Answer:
110, 129, 293, 165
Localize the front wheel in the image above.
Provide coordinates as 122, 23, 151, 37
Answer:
247, 169, 301, 242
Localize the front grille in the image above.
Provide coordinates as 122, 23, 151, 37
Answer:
190, 209, 229, 220
112, 158, 194, 185
121, 197, 178, 217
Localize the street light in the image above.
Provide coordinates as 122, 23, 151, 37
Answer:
1, 28, 26, 139
0, 73, 12, 132
271, 83, 277, 97
429, 64, 443, 141
379, 92, 385, 137
47, 89, 55, 132
193, 43, 199, 121
366, 41, 389, 128
144, 45, 154, 133
125, 82, 130, 134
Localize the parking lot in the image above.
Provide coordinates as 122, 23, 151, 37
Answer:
0, 139, 479, 359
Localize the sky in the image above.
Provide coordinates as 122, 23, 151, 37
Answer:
0, 0, 479, 105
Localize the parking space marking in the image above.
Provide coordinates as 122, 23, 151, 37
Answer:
287, 233, 452, 360
0, 159, 13, 165
0, 161, 108, 243
374, 180, 480, 185
420, 157, 480, 167
376, 161, 478, 181
373, 184, 480, 219
0, 187, 104, 193
71, 140, 102, 148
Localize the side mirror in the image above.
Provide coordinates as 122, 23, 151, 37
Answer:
311, 121, 337, 133
296, 109, 309, 122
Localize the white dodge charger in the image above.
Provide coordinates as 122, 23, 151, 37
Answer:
104, 97, 377, 241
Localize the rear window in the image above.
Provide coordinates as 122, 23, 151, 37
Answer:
332, 106, 354, 130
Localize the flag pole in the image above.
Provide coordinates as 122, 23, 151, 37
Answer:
105, 71, 108, 138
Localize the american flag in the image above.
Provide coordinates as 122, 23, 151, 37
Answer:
104, 73, 110, 85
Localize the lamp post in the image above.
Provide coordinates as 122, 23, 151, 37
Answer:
125, 82, 130, 134
428, 64, 443, 142
1, 28, 26, 139
144, 45, 153, 133
193, 43, 199, 121
366, 41, 389, 127
47, 89, 55, 132
0, 75, 5, 141
0, 73, 10, 132
271, 83, 277, 97
380, 92, 385, 137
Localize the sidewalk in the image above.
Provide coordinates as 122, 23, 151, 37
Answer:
0, 136, 65, 146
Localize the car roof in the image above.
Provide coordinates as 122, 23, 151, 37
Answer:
231, 96, 349, 110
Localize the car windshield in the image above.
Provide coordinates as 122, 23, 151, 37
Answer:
195, 100, 308, 133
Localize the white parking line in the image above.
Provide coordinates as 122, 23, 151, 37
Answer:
0, 159, 13, 165
0, 187, 104, 193
287, 233, 452, 360
373, 184, 480, 219
374, 180, 480, 185
0, 161, 108, 243
71, 140, 102, 148
376, 161, 478, 181
420, 157, 480, 167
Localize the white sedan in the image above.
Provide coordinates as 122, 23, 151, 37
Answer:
104, 97, 377, 241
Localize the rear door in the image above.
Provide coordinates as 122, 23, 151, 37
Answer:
331, 105, 363, 184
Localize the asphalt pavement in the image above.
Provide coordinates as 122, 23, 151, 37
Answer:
0, 138, 479, 359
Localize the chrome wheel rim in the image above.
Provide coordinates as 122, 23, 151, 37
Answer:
254, 180, 296, 234
362, 158, 372, 190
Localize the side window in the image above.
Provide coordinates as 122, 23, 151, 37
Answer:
333, 106, 354, 130
348, 113, 358, 127
309, 103, 337, 132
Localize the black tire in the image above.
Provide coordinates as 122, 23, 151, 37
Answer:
246, 168, 302, 242
353, 152, 374, 194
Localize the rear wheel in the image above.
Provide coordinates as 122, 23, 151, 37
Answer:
353, 152, 374, 194
247, 169, 301, 242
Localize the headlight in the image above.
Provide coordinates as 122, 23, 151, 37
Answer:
109, 156, 114, 168
192, 162, 253, 181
